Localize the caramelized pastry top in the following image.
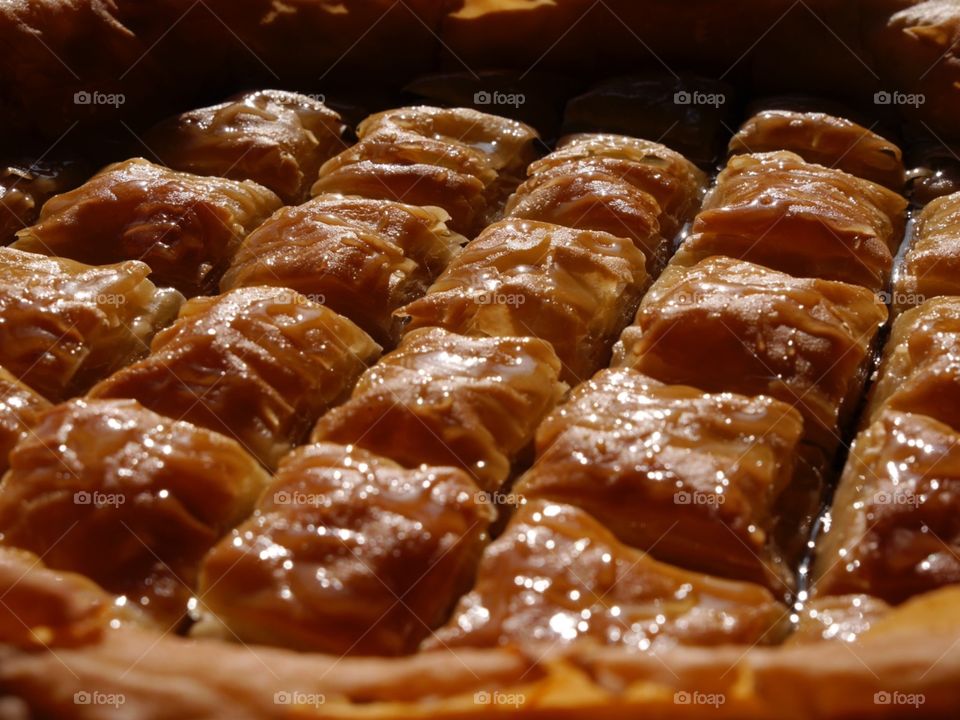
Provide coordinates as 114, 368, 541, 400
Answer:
616, 256, 886, 453
197, 442, 493, 655
398, 219, 648, 383
357, 105, 539, 179
528, 133, 707, 237
0, 364, 50, 475
89, 286, 381, 469
897, 191, 960, 308
504, 171, 665, 272
674, 151, 906, 291
221, 195, 463, 344
0, 398, 270, 625
0, 247, 183, 401
429, 500, 789, 651
0, 159, 86, 245
814, 410, 960, 604
729, 110, 905, 190
147, 89, 347, 203
13, 158, 282, 296
312, 327, 566, 491
517, 368, 803, 588
786, 595, 890, 645
866, 296, 960, 431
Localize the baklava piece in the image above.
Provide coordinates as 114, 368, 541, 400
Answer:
398, 219, 648, 383
89, 287, 381, 469
523, 133, 707, 239
146, 89, 347, 204
864, 297, 960, 431
311, 129, 492, 236
13, 158, 282, 296
196, 442, 493, 655
0, 159, 86, 245
515, 369, 804, 589
0, 399, 270, 626
895, 191, 960, 309
357, 105, 539, 197
429, 501, 789, 651
314, 106, 538, 235
729, 111, 905, 189
220, 195, 464, 345
0, 365, 50, 474
312, 328, 566, 491
672, 151, 907, 291
813, 410, 960, 604
503, 170, 666, 274
615, 256, 887, 454
0, 247, 183, 401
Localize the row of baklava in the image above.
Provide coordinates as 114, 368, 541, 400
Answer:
0, 102, 544, 636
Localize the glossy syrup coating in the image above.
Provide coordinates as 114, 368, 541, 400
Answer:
12, 158, 282, 296
398, 219, 648, 384
0, 247, 183, 401
786, 595, 890, 645
813, 410, 960, 605
895, 191, 960, 310
357, 105, 540, 192
503, 171, 666, 274
865, 297, 960, 431
527, 133, 707, 239
146, 89, 347, 204
673, 151, 907, 292
221, 195, 464, 345
0, 546, 150, 649
0, 365, 50, 475
312, 327, 566, 491
615, 256, 887, 454
428, 500, 789, 652
729, 110, 905, 190
312, 158, 488, 237
0, 398, 270, 626
196, 442, 494, 655
89, 287, 381, 469
515, 369, 804, 590
0, 159, 87, 245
